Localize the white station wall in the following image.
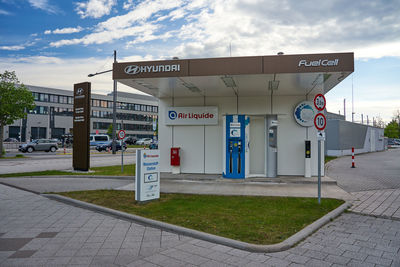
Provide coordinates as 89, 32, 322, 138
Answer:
159, 95, 323, 176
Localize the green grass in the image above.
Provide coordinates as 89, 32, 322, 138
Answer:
58, 190, 344, 245
0, 154, 26, 159
127, 144, 149, 148
0, 164, 135, 178
325, 156, 337, 163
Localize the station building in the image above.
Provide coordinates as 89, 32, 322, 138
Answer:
4, 85, 158, 142
113, 52, 354, 178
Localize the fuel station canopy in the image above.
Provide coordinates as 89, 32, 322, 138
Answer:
113, 52, 354, 98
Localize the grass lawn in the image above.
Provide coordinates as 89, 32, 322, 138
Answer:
58, 190, 344, 245
325, 156, 337, 163
0, 164, 135, 178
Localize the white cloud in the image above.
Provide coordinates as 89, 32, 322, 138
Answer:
27, 0, 58, 14
44, 26, 84, 35
75, 0, 116, 19
0, 9, 12, 15
50, 23, 158, 47
0, 45, 25, 51
0, 56, 149, 95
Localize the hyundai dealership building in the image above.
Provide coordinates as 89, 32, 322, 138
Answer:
113, 52, 354, 178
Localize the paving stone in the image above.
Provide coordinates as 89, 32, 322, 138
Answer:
264, 257, 292, 267
0, 238, 33, 251
365, 255, 393, 266
325, 254, 351, 265
306, 258, 332, 267
285, 253, 310, 264
8, 250, 36, 258
36, 232, 58, 238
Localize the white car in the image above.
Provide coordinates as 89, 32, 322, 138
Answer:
136, 138, 152, 145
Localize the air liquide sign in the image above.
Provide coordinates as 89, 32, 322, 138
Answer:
165, 106, 218, 125
124, 64, 180, 75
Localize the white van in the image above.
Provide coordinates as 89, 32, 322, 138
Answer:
89, 134, 110, 146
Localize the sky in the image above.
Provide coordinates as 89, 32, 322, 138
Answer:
0, 0, 399, 124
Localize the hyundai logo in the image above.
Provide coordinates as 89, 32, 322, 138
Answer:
76, 88, 84, 95
168, 111, 177, 120
124, 65, 140, 75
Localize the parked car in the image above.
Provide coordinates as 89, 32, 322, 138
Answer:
90, 134, 110, 146
3, 137, 19, 142
19, 139, 58, 153
123, 136, 137, 145
149, 140, 158, 149
96, 141, 127, 152
136, 138, 152, 145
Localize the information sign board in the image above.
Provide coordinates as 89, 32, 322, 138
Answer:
135, 149, 160, 202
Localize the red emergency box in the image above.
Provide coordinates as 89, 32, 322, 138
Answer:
171, 147, 180, 166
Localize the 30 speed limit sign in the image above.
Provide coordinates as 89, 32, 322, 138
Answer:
314, 113, 327, 131
314, 94, 326, 111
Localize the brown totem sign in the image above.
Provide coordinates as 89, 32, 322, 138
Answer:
73, 82, 91, 171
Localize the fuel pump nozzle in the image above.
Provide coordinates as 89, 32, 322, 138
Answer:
229, 141, 233, 174
237, 141, 241, 174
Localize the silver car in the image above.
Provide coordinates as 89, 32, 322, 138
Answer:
19, 139, 58, 153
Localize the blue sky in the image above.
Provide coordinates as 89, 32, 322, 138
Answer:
0, 0, 399, 123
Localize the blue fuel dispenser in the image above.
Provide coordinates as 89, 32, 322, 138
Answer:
223, 115, 250, 178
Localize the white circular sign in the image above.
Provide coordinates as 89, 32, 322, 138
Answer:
314, 94, 326, 111
117, 130, 126, 140
294, 101, 316, 127
314, 113, 327, 131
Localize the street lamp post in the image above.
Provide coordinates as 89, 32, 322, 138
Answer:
88, 50, 117, 154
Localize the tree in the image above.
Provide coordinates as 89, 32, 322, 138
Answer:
0, 71, 35, 158
106, 124, 113, 137
384, 120, 400, 138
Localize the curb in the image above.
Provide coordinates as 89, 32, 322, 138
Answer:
43, 193, 351, 253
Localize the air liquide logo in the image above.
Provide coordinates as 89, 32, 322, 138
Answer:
168, 111, 177, 120
298, 59, 339, 67
294, 101, 316, 127
124, 64, 180, 75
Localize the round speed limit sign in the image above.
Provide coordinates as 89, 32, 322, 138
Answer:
314, 94, 326, 111
117, 130, 126, 140
314, 113, 327, 131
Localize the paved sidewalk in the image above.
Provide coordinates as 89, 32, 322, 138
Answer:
1, 184, 400, 266
350, 189, 400, 220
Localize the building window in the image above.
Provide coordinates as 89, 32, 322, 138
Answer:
134, 104, 140, 111
141, 105, 146, 111
153, 106, 158, 113
100, 100, 107, 108
39, 93, 49, 102
32, 92, 39, 101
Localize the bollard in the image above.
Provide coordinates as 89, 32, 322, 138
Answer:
64, 145, 66, 154
351, 147, 355, 168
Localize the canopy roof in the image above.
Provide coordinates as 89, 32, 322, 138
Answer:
113, 52, 354, 98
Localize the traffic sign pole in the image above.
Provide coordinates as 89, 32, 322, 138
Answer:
117, 130, 126, 173
313, 94, 326, 205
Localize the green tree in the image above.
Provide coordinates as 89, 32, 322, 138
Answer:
0, 71, 35, 158
384, 120, 400, 138
107, 123, 113, 137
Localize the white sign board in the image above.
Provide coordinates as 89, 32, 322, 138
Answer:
230, 122, 241, 138
165, 106, 218, 125
135, 149, 160, 202
317, 131, 326, 141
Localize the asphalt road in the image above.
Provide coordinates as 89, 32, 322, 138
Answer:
0, 152, 136, 174
326, 148, 400, 192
